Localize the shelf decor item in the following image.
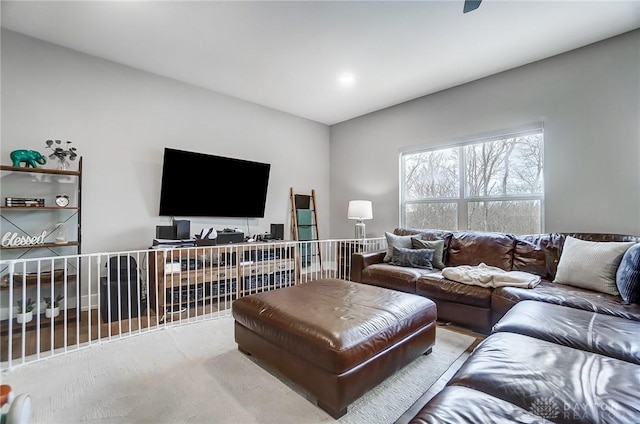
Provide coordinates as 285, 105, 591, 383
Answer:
44, 294, 64, 319
1, 230, 48, 248
45, 139, 78, 170
16, 298, 35, 323
55, 194, 70, 207
53, 222, 67, 245
5, 197, 45, 207
1, 269, 65, 286
9, 149, 46, 168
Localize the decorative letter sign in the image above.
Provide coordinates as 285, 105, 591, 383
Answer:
1, 231, 47, 248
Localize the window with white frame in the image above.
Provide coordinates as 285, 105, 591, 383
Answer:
401, 128, 544, 234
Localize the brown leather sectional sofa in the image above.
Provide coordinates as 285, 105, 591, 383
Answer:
351, 229, 640, 422
351, 229, 640, 333
410, 301, 640, 423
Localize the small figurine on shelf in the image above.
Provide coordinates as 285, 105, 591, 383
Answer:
9, 149, 47, 168
45, 139, 78, 170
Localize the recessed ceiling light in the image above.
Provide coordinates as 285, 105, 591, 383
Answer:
338, 72, 356, 86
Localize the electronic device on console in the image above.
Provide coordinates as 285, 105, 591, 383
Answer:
216, 230, 244, 244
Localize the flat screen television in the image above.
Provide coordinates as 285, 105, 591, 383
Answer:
159, 148, 271, 218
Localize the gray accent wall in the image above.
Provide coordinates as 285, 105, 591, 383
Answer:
330, 29, 640, 238
1, 29, 330, 253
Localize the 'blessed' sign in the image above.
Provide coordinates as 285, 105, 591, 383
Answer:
2, 231, 47, 248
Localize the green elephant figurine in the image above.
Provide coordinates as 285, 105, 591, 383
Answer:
10, 150, 47, 168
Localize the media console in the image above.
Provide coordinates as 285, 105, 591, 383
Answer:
148, 242, 297, 321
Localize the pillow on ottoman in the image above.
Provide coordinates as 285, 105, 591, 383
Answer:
384, 232, 415, 262
616, 243, 640, 304
553, 236, 635, 296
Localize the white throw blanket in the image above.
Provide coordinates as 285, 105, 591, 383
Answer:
442, 263, 541, 288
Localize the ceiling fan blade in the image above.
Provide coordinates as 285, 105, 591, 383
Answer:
463, 0, 482, 13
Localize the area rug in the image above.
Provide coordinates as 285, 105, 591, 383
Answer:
3, 316, 475, 424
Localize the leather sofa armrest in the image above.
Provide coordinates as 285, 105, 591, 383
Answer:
350, 250, 386, 282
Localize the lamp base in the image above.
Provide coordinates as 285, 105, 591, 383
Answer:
354, 221, 366, 239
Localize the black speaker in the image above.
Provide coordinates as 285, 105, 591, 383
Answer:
174, 220, 190, 239
270, 223, 284, 240
217, 232, 244, 244
156, 225, 175, 239
100, 256, 140, 323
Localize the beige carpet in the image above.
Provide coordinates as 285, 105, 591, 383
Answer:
3, 316, 474, 424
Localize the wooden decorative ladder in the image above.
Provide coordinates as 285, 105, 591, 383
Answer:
290, 188, 322, 272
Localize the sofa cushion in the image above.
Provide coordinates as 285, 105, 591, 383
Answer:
416, 272, 492, 308
408, 386, 549, 424
512, 233, 556, 279
383, 232, 415, 262
412, 238, 445, 269
362, 263, 433, 294
447, 231, 515, 270
616, 242, 640, 304
553, 236, 634, 295
491, 280, 640, 322
448, 332, 640, 424
493, 300, 640, 364
391, 246, 433, 270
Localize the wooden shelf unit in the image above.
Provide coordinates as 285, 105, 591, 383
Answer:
0, 159, 82, 254
1, 206, 80, 210
0, 242, 80, 251
1, 271, 77, 290
0, 160, 83, 331
148, 243, 297, 320
0, 164, 81, 176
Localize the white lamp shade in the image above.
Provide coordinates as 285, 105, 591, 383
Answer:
347, 200, 373, 220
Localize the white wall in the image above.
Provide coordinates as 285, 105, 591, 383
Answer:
3, 28, 639, 252
1, 29, 330, 253
330, 30, 640, 238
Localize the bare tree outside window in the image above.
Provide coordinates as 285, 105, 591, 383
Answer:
401, 130, 544, 234
404, 202, 458, 231
403, 148, 459, 200
468, 200, 541, 234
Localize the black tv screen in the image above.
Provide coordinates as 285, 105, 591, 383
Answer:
159, 148, 271, 218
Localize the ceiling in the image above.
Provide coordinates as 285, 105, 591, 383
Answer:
2, 1, 639, 125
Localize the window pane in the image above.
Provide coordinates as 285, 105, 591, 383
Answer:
468, 200, 541, 234
403, 148, 459, 199
405, 202, 458, 231
465, 134, 543, 197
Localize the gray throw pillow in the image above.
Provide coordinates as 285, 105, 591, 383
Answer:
384, 232, 415, 262
616, 243, 640, 304
553, 236, 635, 295
391, 246, 434, 270
412, 238, 445, 269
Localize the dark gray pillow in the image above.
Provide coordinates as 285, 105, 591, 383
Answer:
392, 246, 434, 270
412, 238, 445, 269
616, 243, 640, 304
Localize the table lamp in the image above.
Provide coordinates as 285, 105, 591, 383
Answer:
347, 200, 373, 239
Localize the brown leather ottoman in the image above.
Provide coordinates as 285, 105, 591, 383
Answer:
231, 278, 437, 418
